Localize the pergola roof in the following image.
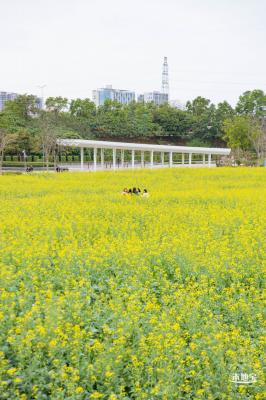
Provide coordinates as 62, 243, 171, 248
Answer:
57, 139, 231, 155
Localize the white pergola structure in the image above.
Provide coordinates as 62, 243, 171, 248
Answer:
57, 139, 231, 171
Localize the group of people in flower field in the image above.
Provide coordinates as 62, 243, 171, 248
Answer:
122, 187, 150, 197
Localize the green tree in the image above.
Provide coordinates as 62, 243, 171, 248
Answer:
46, 97, 68, 113
186, 97, 217, 142
37, 112, 59, 170
236, 90, 266, 116
223, 116, 252, 151
210, 101, 235, 142
186, 97, 211, 116
69, 98, 96, 118
223, 115, 265, 163
234, 90, 266, 160
216, 101, 235, 122
0, 128, 14, 174
95, 100, 162, 139
125, 102, 162, 138
152, 103, 189, 138
185, 97, 235, 144
68, 98, 96, 138
0, 96, 40, 158
2, 95, 40, 124
8, 129, 35, 157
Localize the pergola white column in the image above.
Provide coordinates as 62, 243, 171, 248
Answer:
93, 147, 97, 171
131, 150, 135, 168
80, 147, 84, 170
121, 149, 124, 168
161, 152, 164, 166
57, 139, 231, 171
208, 153, 212, 167
101, 148, 104, 168
113, 148, 116, 170
141, 151, 144, 168
150, 150, 154, 167
169, 152, 173, 168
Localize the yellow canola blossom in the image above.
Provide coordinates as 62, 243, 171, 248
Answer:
0, 168, 265, 399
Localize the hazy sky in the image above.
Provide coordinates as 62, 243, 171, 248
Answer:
0, 0, 265, 105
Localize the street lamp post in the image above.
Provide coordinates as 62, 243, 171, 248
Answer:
22, 150, 27, 170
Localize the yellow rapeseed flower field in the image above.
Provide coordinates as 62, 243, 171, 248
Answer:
0, 168, 265, 399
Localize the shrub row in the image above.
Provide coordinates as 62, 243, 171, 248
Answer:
3, 162, 54, 168
4, 155, 83, 162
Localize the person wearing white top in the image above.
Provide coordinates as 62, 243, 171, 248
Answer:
142, 189, 149, 198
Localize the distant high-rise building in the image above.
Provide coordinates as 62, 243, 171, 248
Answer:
0, 92, 18, 111
142, 91, 168, 106
0, 91, 43, 111
92, 85, 135, 106
137, 94, 144, 103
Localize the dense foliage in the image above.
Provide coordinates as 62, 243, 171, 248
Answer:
0, 90, 265, 162
0, 168, 265, 399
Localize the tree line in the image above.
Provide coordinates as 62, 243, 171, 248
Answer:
0, 89, 265, 172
